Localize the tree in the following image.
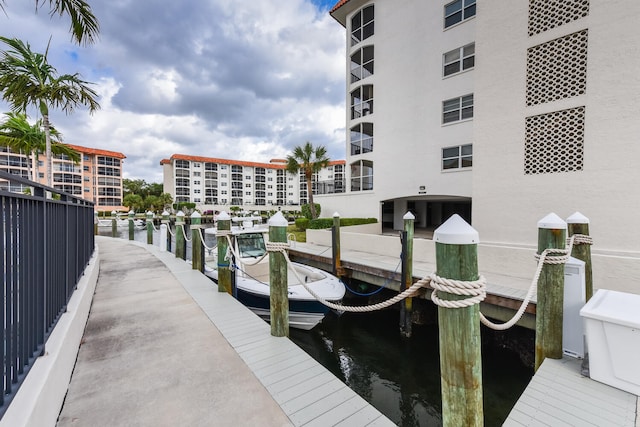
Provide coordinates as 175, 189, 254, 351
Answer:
0, 37, 100, 186
285, 141, 330, 219
0, 111, 79, 181
123, 193, 143, 213
0, 0, 100, 46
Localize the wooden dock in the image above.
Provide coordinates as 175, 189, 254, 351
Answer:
148, 241, 396, 426
504, 357, 638, 426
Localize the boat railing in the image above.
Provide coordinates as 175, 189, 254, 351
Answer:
0, 170, 95, 418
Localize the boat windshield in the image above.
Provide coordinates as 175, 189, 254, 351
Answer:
236, 233, 267, 258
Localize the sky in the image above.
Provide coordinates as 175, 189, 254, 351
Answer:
0, 0, 346, 183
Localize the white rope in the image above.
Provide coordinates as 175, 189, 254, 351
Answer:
150, 220, 159, 232
180, 224, 191, 242
166, 223, 175, 237
224, 235, 269, 266
430, 274, 487, 309
198, 228, 217, 251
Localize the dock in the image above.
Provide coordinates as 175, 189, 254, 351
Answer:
57, 237, 394, 426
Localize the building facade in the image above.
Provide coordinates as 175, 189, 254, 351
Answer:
0, 144, 126, 212
324, 0, 640, 254
160, 154, 345, 213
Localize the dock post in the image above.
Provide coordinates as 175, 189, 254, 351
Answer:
332, 212, 341, 277
162, 210, 171, 252
128, 210, 135, 241
111, 210, 117, 237
400, 211, 415, 338
535, 213, 567, 371
94, 211, 98, 235
146, 211, 154, 244
191, 211, 203, 272
567, 212, 593, 302
217, 211, 232, 294
434, 215, 483, 427
269, 211, 289, 337
175, 211, 186, 260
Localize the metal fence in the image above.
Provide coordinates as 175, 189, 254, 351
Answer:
0, 170, 95, 417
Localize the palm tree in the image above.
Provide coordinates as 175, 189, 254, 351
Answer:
0, 111, 79, 181
0, 36, 100, 186
286, 142, 330, 220
0, 0, 99, 46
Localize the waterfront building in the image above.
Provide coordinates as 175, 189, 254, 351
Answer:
324, 0, 640, 253
0, 144, 126, 212
160, 154, 345, 213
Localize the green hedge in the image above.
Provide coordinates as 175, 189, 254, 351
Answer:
308, 217, 377, 229
295, 218, 310, 231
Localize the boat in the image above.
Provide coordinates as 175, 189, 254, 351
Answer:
97, 215, 145, 228
203, 223, 345, 330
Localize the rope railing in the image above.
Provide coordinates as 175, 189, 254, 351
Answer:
198, 228, 217, 251
180, 224, 191, 242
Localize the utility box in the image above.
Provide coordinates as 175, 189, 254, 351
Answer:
580, 289, 640, 395
563, 257, 586, 358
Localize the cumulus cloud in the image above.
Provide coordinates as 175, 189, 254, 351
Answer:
0, 0, 346, 182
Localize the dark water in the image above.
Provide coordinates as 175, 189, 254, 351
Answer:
289, 309, 533, 427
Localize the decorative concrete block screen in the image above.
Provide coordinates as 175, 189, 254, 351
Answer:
528, 0, 589, 36
526, 30, 588, 106
524, 106, 585, 175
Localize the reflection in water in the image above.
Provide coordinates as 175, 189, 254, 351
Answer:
290, 310, 532, 426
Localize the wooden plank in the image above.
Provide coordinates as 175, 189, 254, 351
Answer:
266, 365, 330, 395
280, 378, 348, 414
287, 387, 358, 425
302, 395, 370, 427
272, 370, 336, 404
334, 405, 395, 427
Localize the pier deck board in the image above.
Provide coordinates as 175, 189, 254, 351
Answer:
148, 240, 395, 427
504, 357, 638, 426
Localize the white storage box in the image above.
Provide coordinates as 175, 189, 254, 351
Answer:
580, 289, 640, 395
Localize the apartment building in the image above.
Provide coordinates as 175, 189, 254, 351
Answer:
0, 144, 126, 212
323, 0, 640, 254
160, 154, 345, 213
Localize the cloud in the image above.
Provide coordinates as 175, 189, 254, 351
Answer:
0, 0, 347, 183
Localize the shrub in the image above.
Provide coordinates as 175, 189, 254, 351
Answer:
295, 218, 310, 231
301, 203, 321, 219
308, 217, 377, 229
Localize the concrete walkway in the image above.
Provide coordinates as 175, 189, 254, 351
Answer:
57, 237, 292, 426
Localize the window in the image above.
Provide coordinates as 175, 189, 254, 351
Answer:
350, 122, 373, 155
351, 46, 374, 83
444, 0, 476, 28
443, 94, 473, 124
193, 180, 200, 185
444, 43, 475, 77
351, 4, 374, 47
442, 144, 473, 170
351, 85, 374, 119
83, 165, 90, 171
193, 171, 201, 177
350, 160, 373, 191
193, 162, 201, 168
176, 160, 189, 169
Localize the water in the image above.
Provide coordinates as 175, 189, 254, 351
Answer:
289, 309, 532, 426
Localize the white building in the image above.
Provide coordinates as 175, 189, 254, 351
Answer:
160, 154, 345, 213
323, 0, 640, 256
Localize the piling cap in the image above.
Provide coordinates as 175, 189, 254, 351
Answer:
433, 214, 479, 244
128, 210, 134, 216
567, 211, 589, 224
403, 211, 415, 220
538, 212, 567, 229
268, 211, 288, 227
191, 211, 201, 218
111, 210, 116, 216
176, 210, 185, 217
333, 212, 340, 218
146, 210, 153, 217
217, 211, 230, 220
162, 210, 170, 216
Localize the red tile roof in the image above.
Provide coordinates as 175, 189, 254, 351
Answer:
66, 144, 126, 159
330, 0, 351, 13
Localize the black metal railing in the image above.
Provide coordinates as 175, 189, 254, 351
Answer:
0, 170, 94, 417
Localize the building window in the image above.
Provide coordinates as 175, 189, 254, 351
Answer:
350, 122, 373, 155
443, 43, 475, 77
444, 0, 476, 29
351, 85, 374, 119
176, 160, 189, 169
351, 46, 374, 83
443, 94, 473, 124
350, 160, 373, 191
351, 4, 374, 47
442, 144, 473, 170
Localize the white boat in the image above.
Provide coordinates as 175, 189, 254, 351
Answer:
97, 216, 145, 228
203, 224, 345, 330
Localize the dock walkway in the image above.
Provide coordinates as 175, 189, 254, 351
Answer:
58, 237, 393, 426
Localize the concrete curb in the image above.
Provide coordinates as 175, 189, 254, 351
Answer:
0, 247, 100, 427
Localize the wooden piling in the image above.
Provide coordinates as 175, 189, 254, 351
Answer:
217, 211, 232, 294
535, 213, 567, 371
400, 211, 415, 338
269, 211, 289, 337
146, 211, 153, 244
332, 212, 341, 277
162, 211, 171, 252
111, 210, 117, 237
434, 214, 483, 427
128, 210, 135, 241
191, 211, 203, 272
175, 211, 186, 260
567, 212, 593, 302
94, 211, 98, 235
